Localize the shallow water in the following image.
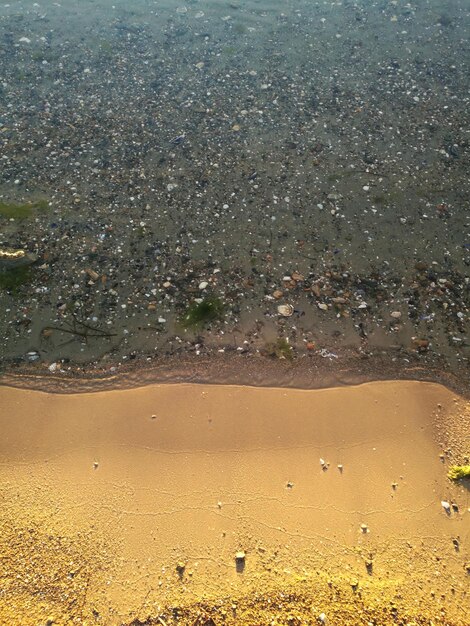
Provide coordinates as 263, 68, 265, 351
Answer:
0, 0, 469, 374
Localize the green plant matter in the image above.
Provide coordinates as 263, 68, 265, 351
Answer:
0, 199, 49, 220
265, 337, 294, 361
448, 465, 470, 481
0, 265, 32, 293
181, 297, 224, 330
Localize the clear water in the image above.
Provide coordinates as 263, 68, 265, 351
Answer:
0, 0, 468, 374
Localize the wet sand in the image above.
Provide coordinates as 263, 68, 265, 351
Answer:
0, 379, 469, 625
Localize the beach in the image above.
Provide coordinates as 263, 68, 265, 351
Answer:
0, 378, 468, 625
0, 0, 469, 623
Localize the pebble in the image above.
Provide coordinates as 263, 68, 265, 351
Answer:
390, 311, 402, 319
199, 281, 208, 290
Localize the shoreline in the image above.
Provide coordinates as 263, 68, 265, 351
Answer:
1, 347, 469, 397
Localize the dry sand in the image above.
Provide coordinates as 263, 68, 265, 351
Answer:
0, 380, 469, 626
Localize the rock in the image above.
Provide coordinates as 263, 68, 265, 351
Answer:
361, 523, 369, 533
235, 551, 246, 562
390, 311, 402, 319
317, 303, 328, 311
85, 268, 99, 281
273, 290, 283, 299
412, 337, 429, 350
277, 304, 294, 317
48, 362, 58, 372
199, 281, 208, 290
441, 500, 451, 513
291, 271, 304, 281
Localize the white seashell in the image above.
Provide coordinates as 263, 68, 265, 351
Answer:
277, 304, 294, 317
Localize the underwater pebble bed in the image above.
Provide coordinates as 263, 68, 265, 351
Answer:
0, 0, 468, 380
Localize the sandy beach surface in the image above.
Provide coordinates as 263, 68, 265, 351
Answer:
0, 379, 469, 625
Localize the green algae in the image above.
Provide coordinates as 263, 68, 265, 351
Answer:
0, 265, 32, 293
0, 199, 49, 220
181, 297, 225, 330
264, 337, 294, 361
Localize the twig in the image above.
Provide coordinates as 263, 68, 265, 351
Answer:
42, 326, 117, 338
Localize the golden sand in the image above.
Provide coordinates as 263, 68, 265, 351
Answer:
0, 380, 468, 626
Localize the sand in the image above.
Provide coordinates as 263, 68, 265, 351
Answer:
0, 380, 469, 626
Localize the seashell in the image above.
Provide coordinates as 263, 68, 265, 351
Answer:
277, 304, 294, 317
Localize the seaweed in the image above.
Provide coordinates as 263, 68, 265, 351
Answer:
0, 265, 32, 293
264, 338, 294, 361
447, 465, 470, 481
0, 199, 49, 220
181, 297, 224, 330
